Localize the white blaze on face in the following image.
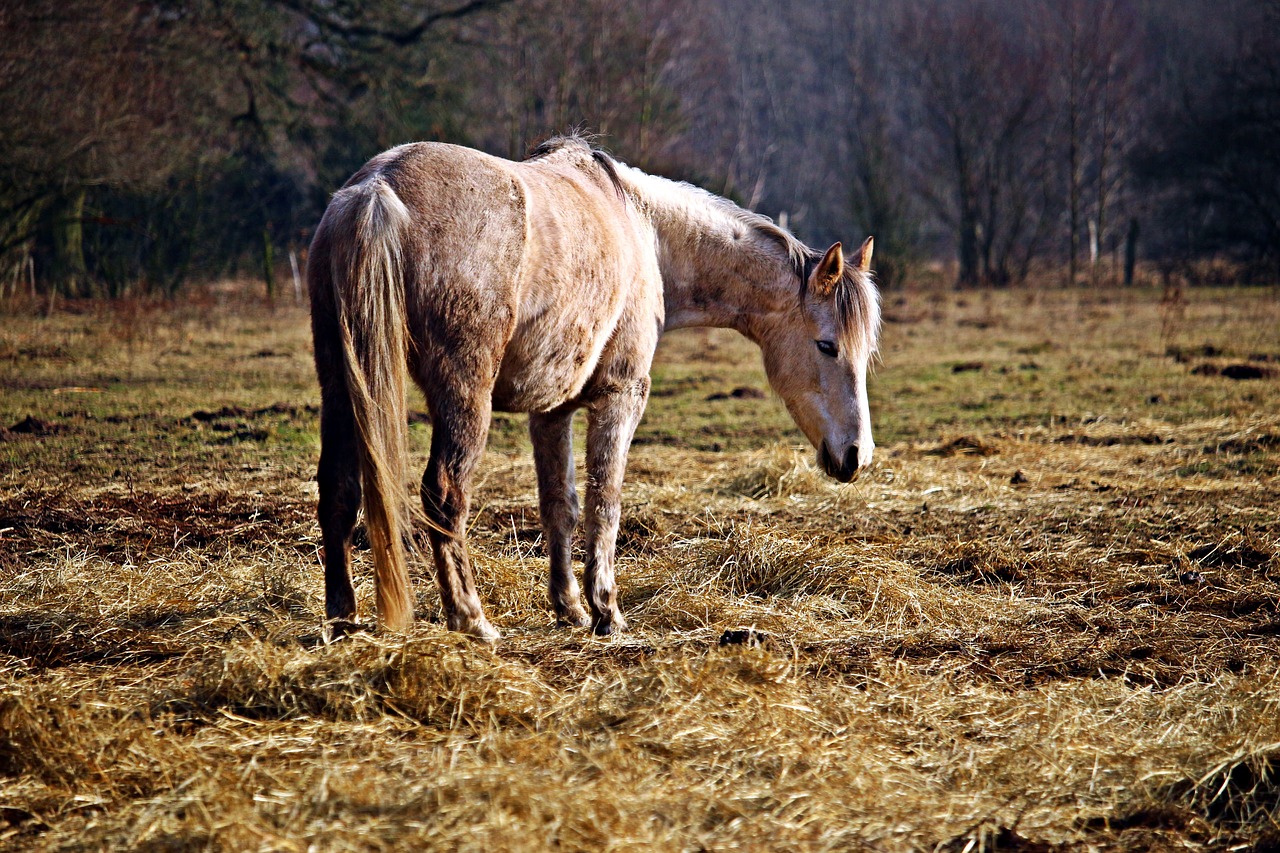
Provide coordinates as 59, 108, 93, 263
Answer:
809, 328, 874, 482
762, 238, 877, 483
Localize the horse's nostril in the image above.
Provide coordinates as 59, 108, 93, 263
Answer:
844, 445, 860, 472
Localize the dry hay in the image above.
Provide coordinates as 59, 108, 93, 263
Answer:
1, 285, 1280, 850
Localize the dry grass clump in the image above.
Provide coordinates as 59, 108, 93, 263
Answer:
922, 536, 1063, 586
2, 285, 1280, 849
0, 689, 176, 799
176, 634, 559, 730
718, 444, 830, 499
627, 517, 1037, 645
927, 434, 1001, 457
670, 520, 850, 598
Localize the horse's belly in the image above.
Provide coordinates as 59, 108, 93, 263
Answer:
491, 320, 608, 412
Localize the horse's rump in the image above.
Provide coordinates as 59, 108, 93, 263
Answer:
309, 172, 418, 629
344, 141, 653, 414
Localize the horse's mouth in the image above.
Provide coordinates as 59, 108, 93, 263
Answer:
819, 441, 860, 483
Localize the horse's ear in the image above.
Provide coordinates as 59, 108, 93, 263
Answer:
851, 236, 874, 273
809, 242, 843, 297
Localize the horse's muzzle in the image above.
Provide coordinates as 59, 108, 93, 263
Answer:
819, 441, 863, 483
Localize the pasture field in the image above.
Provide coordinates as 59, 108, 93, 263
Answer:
1, 284, 1279, 851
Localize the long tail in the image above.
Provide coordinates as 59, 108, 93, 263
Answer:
324, 176, 415, 631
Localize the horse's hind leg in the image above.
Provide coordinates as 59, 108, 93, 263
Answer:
420, 393, 499, 640
530, 410, 590, 628
315, 346, 360, 627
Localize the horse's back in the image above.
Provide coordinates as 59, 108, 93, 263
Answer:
364, 141, 661, 413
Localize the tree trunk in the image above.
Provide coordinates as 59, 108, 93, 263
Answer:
51, 188, 89, 298
262, 227, 275, 303
1123, 217, 1138, 286
958, 206, 980, 287
955, 133, 981, 288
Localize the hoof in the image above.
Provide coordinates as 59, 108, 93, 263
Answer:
592, 613, 628, 637
324, 618, 366, 643
718, 627, 771, 648
451, 615, 501, 642
473, 620, 501, 642
554, 605, 591, 629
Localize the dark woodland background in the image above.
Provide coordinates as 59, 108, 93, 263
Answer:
2, 0, 1277, 297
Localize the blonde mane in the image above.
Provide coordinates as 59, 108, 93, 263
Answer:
578, 141, 879, 360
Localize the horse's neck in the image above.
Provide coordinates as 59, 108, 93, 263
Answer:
623, 170, 797, 340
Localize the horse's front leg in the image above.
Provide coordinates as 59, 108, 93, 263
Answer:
530, 410, 590, 628
583, 378, 650, 635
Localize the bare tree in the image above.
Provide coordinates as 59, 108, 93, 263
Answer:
1136, 0, 1280, 272
1046, 0, 1142, 284
898, 0, 1055, 286
452, 0, 693, 170
0, 0, 512, 296
0, 2, 227, 295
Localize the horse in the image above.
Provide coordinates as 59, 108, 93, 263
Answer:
307, 135, 880, 640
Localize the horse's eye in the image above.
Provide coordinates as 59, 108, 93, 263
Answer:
815, 340, 838, 358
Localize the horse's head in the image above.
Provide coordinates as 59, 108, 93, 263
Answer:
760, 238, 881, 483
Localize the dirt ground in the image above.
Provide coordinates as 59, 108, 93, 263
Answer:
1, 284, 1278, 851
